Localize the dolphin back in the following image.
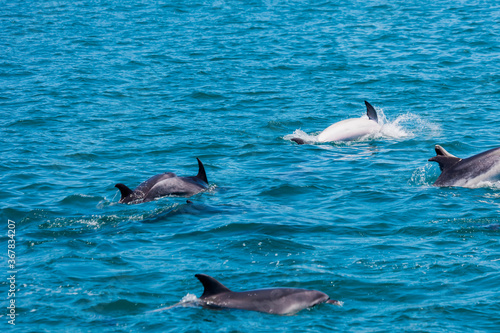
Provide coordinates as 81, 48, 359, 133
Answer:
134, 172, 177, 195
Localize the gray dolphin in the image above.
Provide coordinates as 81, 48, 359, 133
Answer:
115, 158, 208, 204
194, 274, 340, 315
429, 145, 500, 187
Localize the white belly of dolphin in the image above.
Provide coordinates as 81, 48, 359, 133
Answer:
449, 161, 500, 188
317, 118, 381, 142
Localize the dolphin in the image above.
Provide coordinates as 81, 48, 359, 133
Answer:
291, 101, 381, 144
429, 145, 500, 187
115, 158, 208, 204
193, 274, 340, 315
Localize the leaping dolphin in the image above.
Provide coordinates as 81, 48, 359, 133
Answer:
291, 101, 381, 144
429, 145, 500, 187
193, 274, 340, 315
115, 158, 208, 204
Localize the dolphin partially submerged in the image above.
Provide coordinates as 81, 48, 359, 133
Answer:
429, 145, 500, 187
291, 101, 381, 144
115, 158, 208, 204
193, 274, 340, 315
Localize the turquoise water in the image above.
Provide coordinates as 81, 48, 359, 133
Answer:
1, 0, 500, 331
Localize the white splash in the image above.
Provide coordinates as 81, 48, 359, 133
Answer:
283, 128, 318, 144
409, 164, 438, 187
148, 293, 199, 313
381, 112, 441, 139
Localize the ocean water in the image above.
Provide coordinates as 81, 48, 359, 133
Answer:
1, 0, 500, 331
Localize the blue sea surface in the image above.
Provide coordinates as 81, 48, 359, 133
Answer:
1, 0, 500, 331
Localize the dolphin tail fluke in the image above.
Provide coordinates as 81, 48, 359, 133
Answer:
433, 145, 459, 158
428, 145, 462, 171
195, 274, 231, 298
115, 183, 134, 201
364, 101, 378, 123
291, 138, 306, 145
195, 158, 208, 184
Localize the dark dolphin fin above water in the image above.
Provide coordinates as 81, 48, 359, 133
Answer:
428, 145, 462, 171
195, 158, 208, 184
115, 183, 134, 202
364, 100, 378, 122
195, 274, 232, 298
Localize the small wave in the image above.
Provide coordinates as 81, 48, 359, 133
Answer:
39, 214, 126, 230
141, 201, 225, 224
88, 299, 146, 315
60, 194, 101, 205
436, 218, 500, 231
188, 91, 225, 100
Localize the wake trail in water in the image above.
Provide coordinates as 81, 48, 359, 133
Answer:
148, 294, 199, 314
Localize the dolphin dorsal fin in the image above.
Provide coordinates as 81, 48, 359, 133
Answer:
195, 158, 208, 184
428, 145, 462, 171
115, 183, 134, 200
364, 101, 378, 123
195, 274, 231, 298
